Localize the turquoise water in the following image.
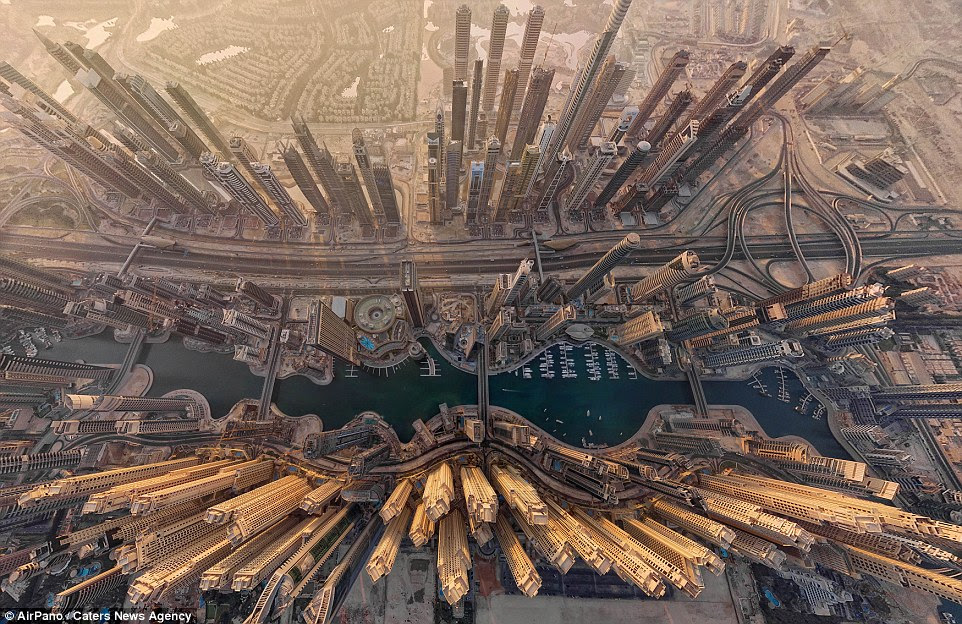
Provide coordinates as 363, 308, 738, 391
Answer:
36, 333, 847, 456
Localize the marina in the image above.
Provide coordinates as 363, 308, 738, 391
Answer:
36, 334, 848, 457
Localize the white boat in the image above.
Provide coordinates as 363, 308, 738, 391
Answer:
587, 410, 591, 418
555, 419, 564, 424
589, 429, 594, 436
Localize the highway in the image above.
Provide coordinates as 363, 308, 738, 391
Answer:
3, 228, 960, 281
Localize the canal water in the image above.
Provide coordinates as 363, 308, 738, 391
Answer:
34, 332, 847, 457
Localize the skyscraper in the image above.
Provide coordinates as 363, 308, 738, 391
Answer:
567, 56, 628, 150
444, 140, 463, 212
130, 150, 208, 213
76, 69, 180, 162
481, 5, 510, 114
400, 260, 424, 328
451, 80, 468, 145
630, 251, 701, 301
635, 120, 700, 188
594, 140, 651, 208
534, 149, 571, 215
494, 68, 519, 146
291, 117, 351, 220
280, 144, 330, 217
510, 67, 554, 160
476, 137, 500, 222
511, 6, 546, 118
543, 0, 633, 169
625, 50, 690, 139
667, 308, 729, 341
372, 163, 400, 226
251, 163, 308, 227
467, 59, 484, 151
454, 5, 472, 82
205, 157, 278, 226
434, 100, 446, 173
466, 161, 485, 223
494, 144, 540, 222
701, 339, 804, 368
0, 61, 77, 123
306, 300, 359, 365
678, 61, 747, 130
352, 129, 385, 224
566, 233, 640, 301
609, 311, 665, 346
337, 160, 374, 228
426, 132, 444, 224
565, 141, 616, 215
644, 89, 693, 147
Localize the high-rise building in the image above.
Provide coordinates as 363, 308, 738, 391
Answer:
636, 120, 700, 188
667, 308, 729, 342
510, 67, 554, 160
783, 298, 895, 335
444, 140, 462, 212
608, 106, 638, 144
0, 276, 68, 313
451, 80, 468, 146
434, 101, 445, 174
493, 68, 520, 146
490, 463, 548, 525
701, 339, 804, 368
466, 59, 484, 151
207, 158, 278, 226
494, 144, 540, 222
461, 465, 498, 524
543, 0, 633, 168
466, 160, 485, 223
567, 233, 640, 300
0, 354, 113, 386
454, 5, 472, 82
409, 501, 436, 547
251, 163, 308, 227
426, 131, 444, 224
678, 61, 748, 130
306, 300, 359, 365
62, 394, 195, 414
494, 512, 542, 597
481, 5, 510, 114
280, 144, 330, 217
594, 141, 651, 208
134, 151, 211, 213
291, 116, 352, 219
366, 506, 411, 583
372, 163, 400, 226
534, 304, 577, 342
75, 68, 181, 162
644, 89, 693, 147
567, 56, 628, 150
437, 508, 471, 605
626, 50, 690, 139
337, 159, 375, 228
565, 141, 616, 214
610, 311, 665, 346
474, 137, 500, 222
34, 30, 84, 78
510, 5, 546, 119
630, 251, 701, 301
400, 260, 424, 328
165, 82, 231, 156
423, 462, 455, 522
0, 62, 77, 123
352, 129, 384, 220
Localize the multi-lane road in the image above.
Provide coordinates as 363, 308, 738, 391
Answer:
3, 226, 959, 281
